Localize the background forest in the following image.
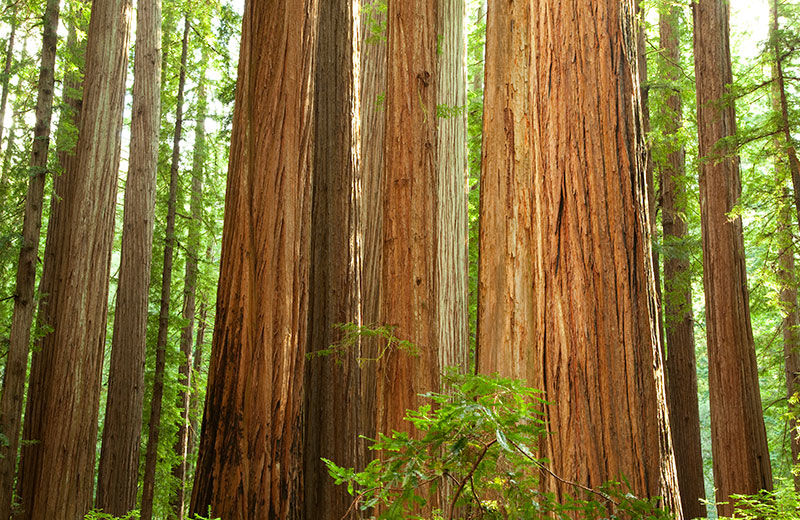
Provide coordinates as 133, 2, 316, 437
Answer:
0, 0, 798, 519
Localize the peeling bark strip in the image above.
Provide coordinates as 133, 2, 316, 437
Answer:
659, 6, 706, 519
525, 0, 680, 511
189, 0, 319, 518
15, 0, 131, 517
693, 1, 773, 514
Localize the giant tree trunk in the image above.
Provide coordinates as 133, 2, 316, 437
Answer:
140, 15, 189, 520
693, 1, 773, 513
303, 1, 362, 519
478, 0, 682, 512
14, 0, 131, 516
189, 0, 319, 517
476, 0, 534, 382
171, 58, 207, 520
95, 0, 161, 514
0, 2, 59, 517
659, 6, 706, 519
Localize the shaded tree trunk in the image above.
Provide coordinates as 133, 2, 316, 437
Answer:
358, 0, 387, 478
140, 15, 189, 520
95, 0, 161, 514
303, 0, 362, 519
15, 0, 131, 516
659, 6, 707, 519
171, 58, 207, 520
189, 0, 319, 516
693, 1, 773, 514
0, 1, 59, 518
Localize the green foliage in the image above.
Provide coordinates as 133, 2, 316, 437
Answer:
307, 323, 419, 366
327, 370, 673, 519
361, 0, 388, 44
83, 510, 219, 520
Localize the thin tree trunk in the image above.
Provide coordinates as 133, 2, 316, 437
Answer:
0, 10, 17, 159
303, 0, 362, 518
188, 296, 208, 460
0, 2, 59, 518
140, 15, 189, 520
95, 0, 161, 514
15, 0, 131, 516
171, 58, 207, 520
189, 0, 319, 516
693, 1, 773, 513
476, 0, 535, 382
437, 0, 468, 374
659, 6, 707, 518
358, 0, 386, 480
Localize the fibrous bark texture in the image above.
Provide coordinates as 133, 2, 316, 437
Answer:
693, 0, 773, 513
378, 0, 439, 437
659, 7, 707, 519
15, 0, 131, 516
189, 0, 319, 517
141, 16, 189, 520
476, 0, 535, 382
95, 0, 161, 514
0, 1, 59, 517
303, 0, 362, 518
437, 0, 468, 373
480, 0, 682, 511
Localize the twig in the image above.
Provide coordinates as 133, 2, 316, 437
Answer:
449, 439, 496, 519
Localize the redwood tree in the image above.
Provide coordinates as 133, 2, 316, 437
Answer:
303, 0, 362, 518
659, 6, 706, 518
15, 0, 131, 516
189, 0, 319, 516
95, 0, 161, 513
693, 0, 773, 512
0, 1, 59, 517
479, 0, 681, 511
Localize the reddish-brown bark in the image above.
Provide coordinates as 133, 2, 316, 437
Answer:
15, 0, 131, 516
189, 0, 319, 517
693, 0, 773, 513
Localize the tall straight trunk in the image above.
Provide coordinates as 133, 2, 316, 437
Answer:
693, 1, 773, 513
437, 0, 468, 373
777, 197, 800, 490
140, 15, 189, 520
15, 0, 131, 517
95, 0, 161, 514
0, 1, 59, 518
188, 296, 208, 460
478, 0, 682, 511
770, 0, 800, 227
772, 0, 800, 488
659, 6, 706, 518
171, 60, 207, 520
189, 0, 319, 516
377, 0, 439, 449
358, 0, 386, 471
476, 0, 534, 382
303, 1, 362, 519
0, 10, 17, 159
